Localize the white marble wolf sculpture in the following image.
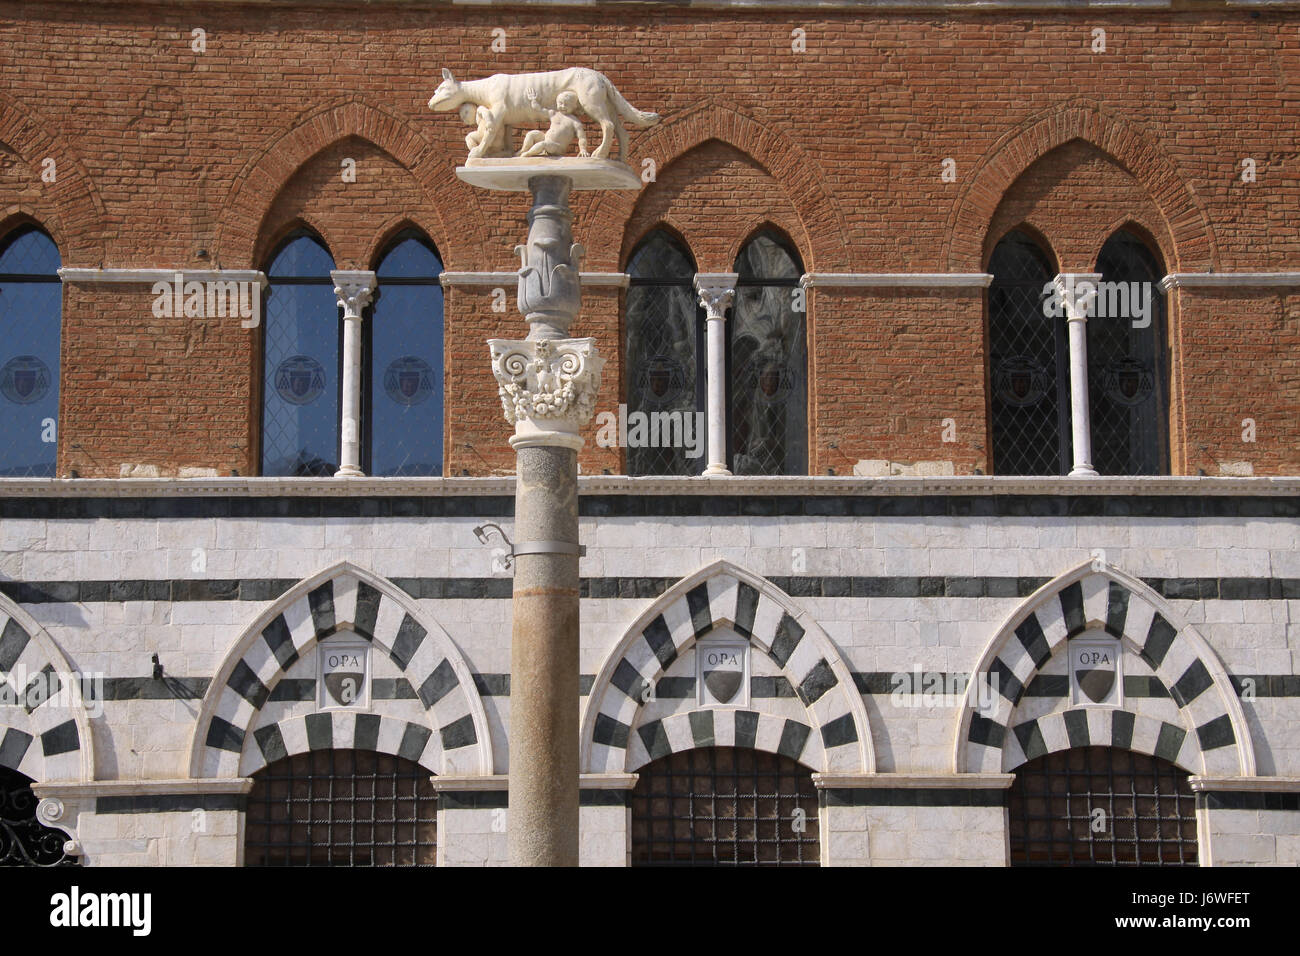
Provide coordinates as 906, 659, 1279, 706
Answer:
428, 67, 660, 161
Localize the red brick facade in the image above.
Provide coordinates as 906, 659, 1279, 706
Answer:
2, 1, 1296, 477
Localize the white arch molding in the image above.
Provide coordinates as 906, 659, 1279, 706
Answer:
188, 561, 492, 778
581, 560, 873, 774
953, 561, 1254, 777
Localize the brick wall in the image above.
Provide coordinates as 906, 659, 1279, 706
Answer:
0, 1, 1296, 476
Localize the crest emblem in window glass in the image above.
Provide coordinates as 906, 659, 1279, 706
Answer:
274, 354, 326, 406
0, 355, 51, 404
383, 356, 435, 406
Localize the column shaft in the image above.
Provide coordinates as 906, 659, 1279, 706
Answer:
507, 444, 581, 867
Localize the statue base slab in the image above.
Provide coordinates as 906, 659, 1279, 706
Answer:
456, 157, 641, 191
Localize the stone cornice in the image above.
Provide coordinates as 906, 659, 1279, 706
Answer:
1159, 272, 1300, 292
0, 475, 1297, 497
813, 773, 1015, 789
58, 268, 268, 287
1189, 776, 1300, 793
439, 271, 629, 288
33, 778, 254, 798
799, 273, 993, 289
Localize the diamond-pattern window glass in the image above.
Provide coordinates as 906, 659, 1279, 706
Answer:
988, 230, 1070, 475
730, 232, 806, 476
261, 233, 340, 477
0, 227, 61, 478
1089, 231, 1168, 476
625, 229, 705, 476
369, 232, 444, 477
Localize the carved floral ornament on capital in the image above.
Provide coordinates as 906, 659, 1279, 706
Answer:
489, 337, 605, 429
334, 278, 375, 319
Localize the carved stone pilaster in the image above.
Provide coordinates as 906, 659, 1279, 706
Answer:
489, 337, 605, 450
331, 270, 377, 477
1053, 272, 1103, 478
694, 274, 738, 477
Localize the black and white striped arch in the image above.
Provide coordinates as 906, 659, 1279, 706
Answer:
0, 594, 92, 783
582, 561, 872, 774
957, 563, 1253, 776
191, 562, 491, 777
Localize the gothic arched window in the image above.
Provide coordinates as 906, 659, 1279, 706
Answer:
368, 231, 444, 477
988, 230, 1069, 475
624, 229, 704, 476
730, 231, 806, 476
0, 226, 61, 477
261, 232, 340, 477
1089, 230, 1169, 476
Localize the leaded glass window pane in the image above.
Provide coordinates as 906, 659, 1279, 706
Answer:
730, 233, 806, 476
261, 233, 340, 476
988, 231, 1069, 475
369, 232, 444, 477
0, 227, 61, 478
625, 230, 704, 476
1089, 231, 1168, 476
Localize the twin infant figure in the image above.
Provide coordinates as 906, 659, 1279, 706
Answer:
460, 85, 589, 159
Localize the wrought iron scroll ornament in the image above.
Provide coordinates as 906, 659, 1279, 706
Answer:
0, 776, 78, 867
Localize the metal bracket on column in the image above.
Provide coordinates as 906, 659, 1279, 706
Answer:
511, 540, 587, 557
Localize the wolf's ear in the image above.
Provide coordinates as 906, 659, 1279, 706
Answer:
442, 68, 455, 82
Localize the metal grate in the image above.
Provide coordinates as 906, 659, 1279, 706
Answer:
0, 226, 61, 478
1009, 746, 1197, 866
730, 232, 806, 476
245, 749, 437, 867
988, 230, 1070, 476
1088, 231, 1168, 476
0, 767, 79, 867
630, 746, 819, 866
625, 229, 705, 477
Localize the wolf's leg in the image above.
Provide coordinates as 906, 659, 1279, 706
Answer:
594, 118, 615, 159
614, 119, 628, 161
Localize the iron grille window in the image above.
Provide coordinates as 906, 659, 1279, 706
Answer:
630, 746, 819, 866
261, 231, 341, 476
730, 232, 807, 476
624, 229, 705, 476
1088, 230, 1169, 476
1009, 746, 1197, 866
0, 226, 61, 478
0, 767, 79, 867
245, 749, 437, 866
988, 230, 1069, 475
367, 230, 444, 476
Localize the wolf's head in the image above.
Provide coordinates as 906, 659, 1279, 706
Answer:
428, 68, 464, 111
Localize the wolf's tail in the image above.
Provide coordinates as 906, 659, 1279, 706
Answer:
607, 82, 660, 128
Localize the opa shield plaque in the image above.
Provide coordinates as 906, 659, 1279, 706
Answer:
697, 638, 749, 708
319, 641, 370, 709
1070, 634, 1122, 707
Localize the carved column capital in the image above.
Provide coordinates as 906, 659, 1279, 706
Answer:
489, 337, 606, 450
1052, 272, 1103, 323
331, 270, 377, 320
694, 273, 739, 321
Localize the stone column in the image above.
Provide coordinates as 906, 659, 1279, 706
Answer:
459, 153, 637, 867
1054, 273, 1101, 477
694, 274, 738, 477
479, 170, 615, 867
331, 271, 376, 478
